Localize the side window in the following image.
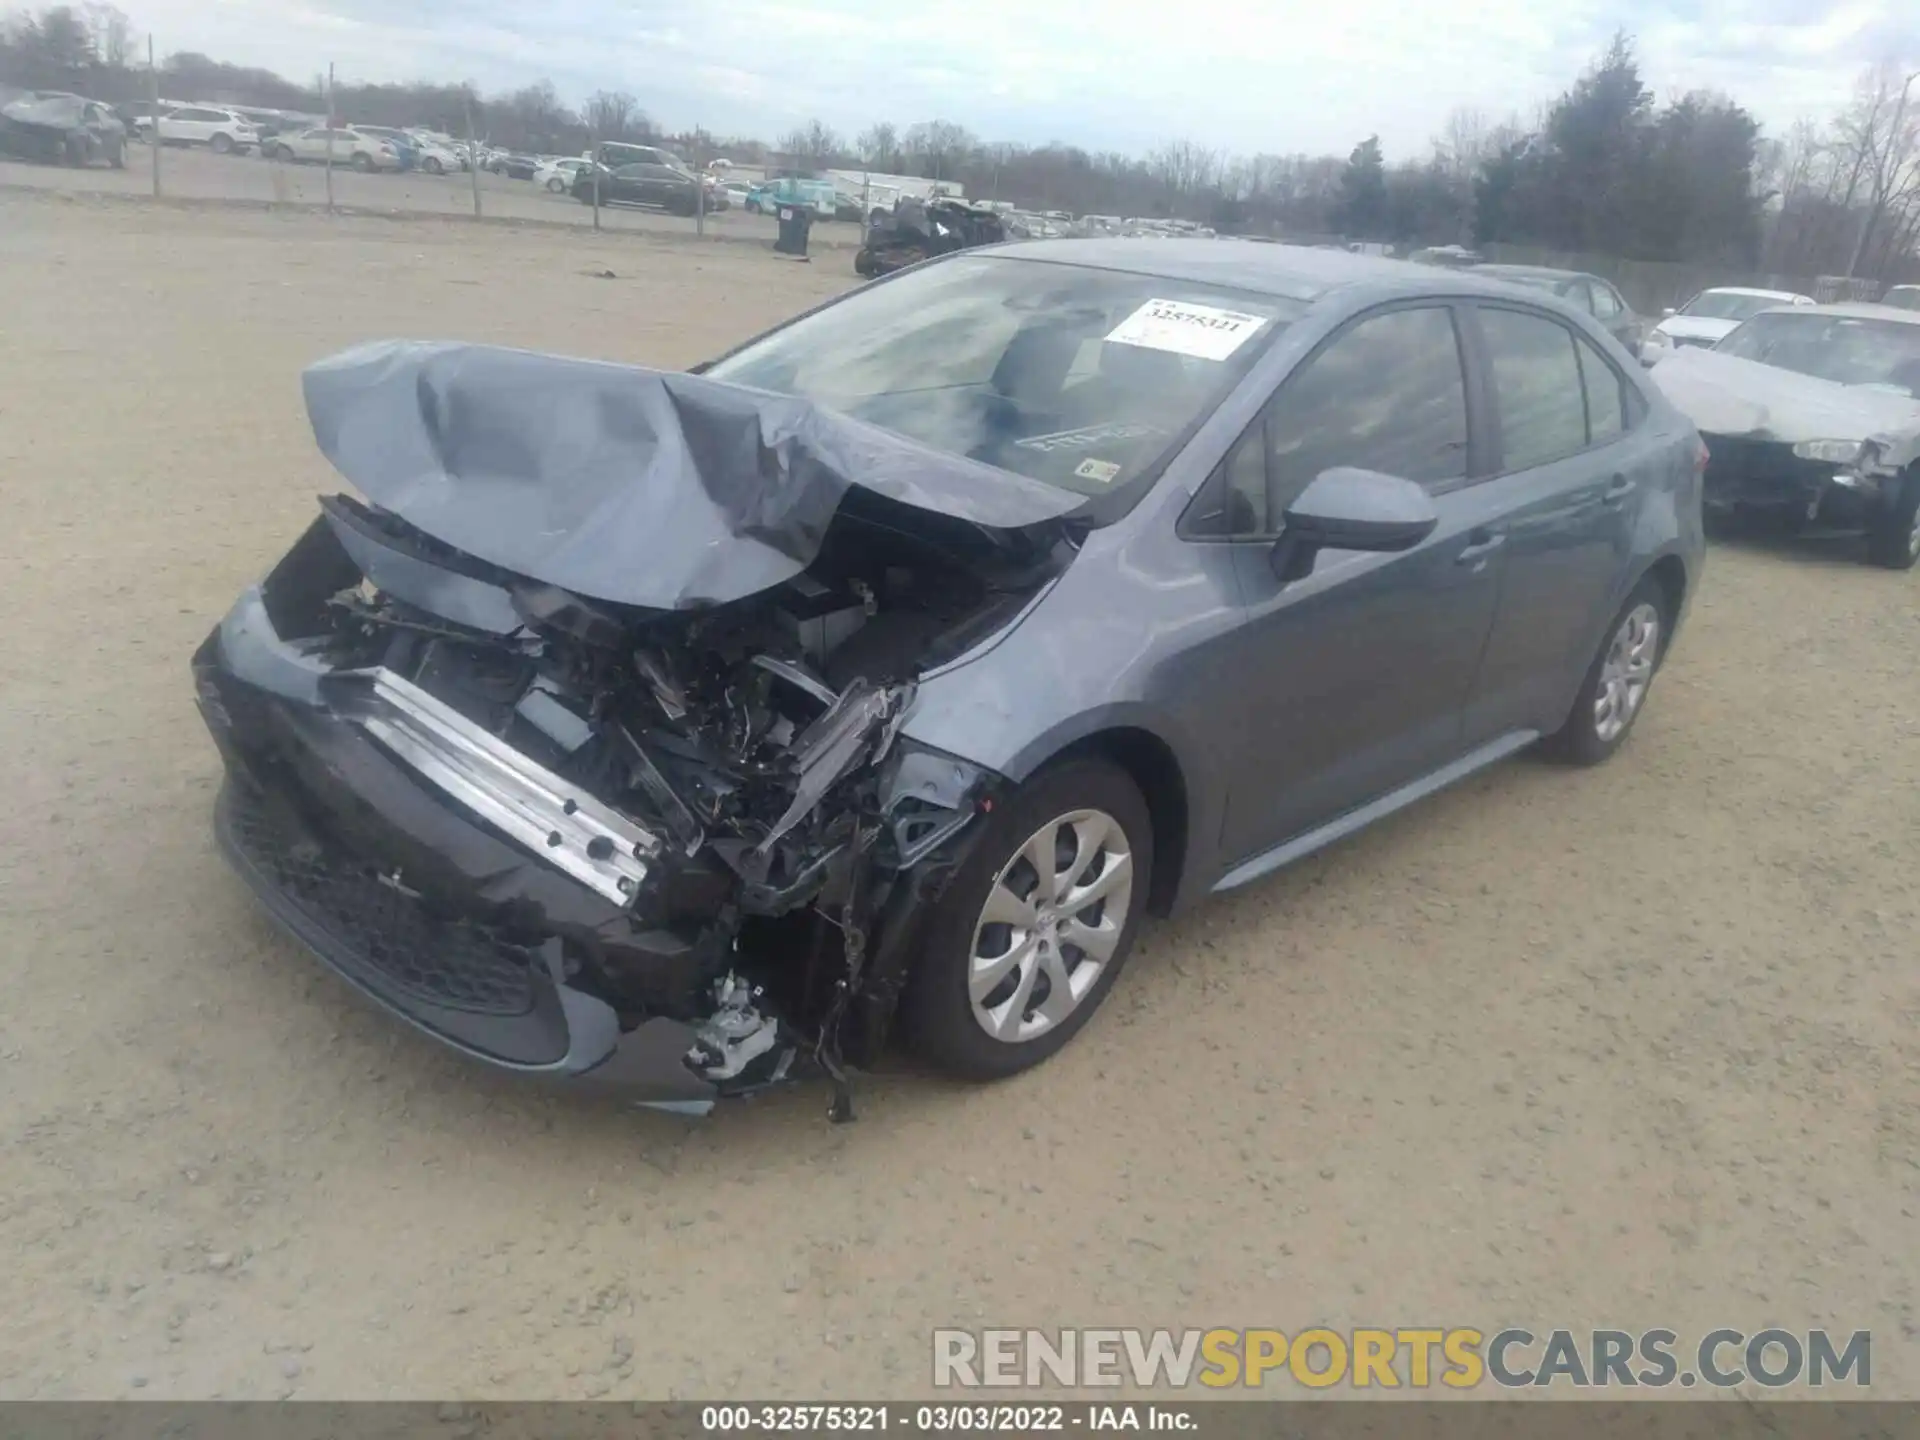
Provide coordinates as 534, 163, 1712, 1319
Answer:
1183, 307, 1468, 539
1266, 306, 1469, 503
1575, 334, 1626, 442
1480, 307, 1588, 470
1561, 281, 1598, 314
1590, 283, 1623, 319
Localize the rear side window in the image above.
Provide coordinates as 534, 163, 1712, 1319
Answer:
1481, 308, 1588, 470
1576, 335, 1625, 442
1591, 283, 1623, 319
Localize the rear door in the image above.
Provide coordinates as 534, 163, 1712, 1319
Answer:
1188, 301, 1511, 863
1458, 302, 1650, 740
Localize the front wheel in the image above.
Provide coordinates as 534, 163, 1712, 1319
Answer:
424, 156, 444, 175
1865, 469, 1920, 570
351, 151, 373, 172
546, 176, 565, 192
902, 758, 1151, 1080
1543, 577, 1669, 765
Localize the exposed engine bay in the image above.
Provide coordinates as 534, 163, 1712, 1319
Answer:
202, 481, 1069, 1117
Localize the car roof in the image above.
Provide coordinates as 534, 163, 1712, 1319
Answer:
987, 237, 1566, 304
1468, 263, 1594, 283
1699, 286, 1809, 300
1781, 301, 1920, 325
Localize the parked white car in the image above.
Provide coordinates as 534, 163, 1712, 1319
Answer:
402, 133, 462, 174
1638, 286, 1816, 364
140, 105, 260, 154
533, 157, 590, 192
262, 125, 402, 171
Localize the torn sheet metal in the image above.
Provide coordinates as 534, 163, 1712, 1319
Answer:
1651, 347, 1920, 463
302, 340, 1082, 612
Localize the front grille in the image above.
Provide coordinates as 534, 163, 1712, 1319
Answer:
223, 782, 539, 1017
1703, 437, 1832, 504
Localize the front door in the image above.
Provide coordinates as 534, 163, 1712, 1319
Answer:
1188, 303, 1509, 865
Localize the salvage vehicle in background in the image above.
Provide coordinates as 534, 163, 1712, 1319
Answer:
855, 196, 1007, 276
138, 104, 261, 154
1469, 264, 1647, 356
1651, 302, 1920, 567
572, 161, 699, 214
0, 91, 126, 167
193, 243, 1702, 1117
1637, 287, 1814, 365
264, 125, 402, 171
534, 156, 589, 192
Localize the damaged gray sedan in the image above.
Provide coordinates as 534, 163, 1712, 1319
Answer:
195, 242, 1703, 1116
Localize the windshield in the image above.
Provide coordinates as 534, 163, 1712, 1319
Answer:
705, 255, 1299, 497
1885, 288, 1920, 312
1715, 311, 1920, 394
1681, 291, 1794, 322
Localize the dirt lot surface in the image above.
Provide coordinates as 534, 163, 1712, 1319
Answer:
2, 190, 1917, 1402
1, 142, 857, 245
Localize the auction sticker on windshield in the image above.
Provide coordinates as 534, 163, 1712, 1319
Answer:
1106, 299, 1269, 361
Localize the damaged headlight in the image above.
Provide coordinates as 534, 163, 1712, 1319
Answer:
1791, 439, 1867, 465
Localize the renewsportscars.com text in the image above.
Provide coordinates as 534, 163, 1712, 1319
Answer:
931, 1327, 1871, 1390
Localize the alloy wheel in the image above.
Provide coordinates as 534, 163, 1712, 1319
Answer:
1907, 503, 1920, 560
968, 809, 1133, 1045
1593, 602, 1660, 743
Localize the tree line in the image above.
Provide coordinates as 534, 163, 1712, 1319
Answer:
4, 8, 1915, 282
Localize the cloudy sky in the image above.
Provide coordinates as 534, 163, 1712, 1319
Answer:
129, 0, 1917, 157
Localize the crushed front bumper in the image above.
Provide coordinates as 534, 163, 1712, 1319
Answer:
194, 588, 724, 1111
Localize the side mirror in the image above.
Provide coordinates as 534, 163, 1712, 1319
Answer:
1271, 467, 1438, 583
1661, 306, 1677, 318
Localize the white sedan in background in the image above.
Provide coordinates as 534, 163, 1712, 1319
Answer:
533, 157, 590, 192
1639, 286, 1815, 364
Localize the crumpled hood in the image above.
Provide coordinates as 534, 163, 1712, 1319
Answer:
1649, 346, 1920, 449
1652, 315, 1739, 346
303, 340, 1082, 610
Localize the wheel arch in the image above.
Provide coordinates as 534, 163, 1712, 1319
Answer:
1038, 727, 1190, 917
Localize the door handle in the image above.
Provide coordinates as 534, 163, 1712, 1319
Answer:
1455, 529, 1506, 566
1602, 475, 1636, 509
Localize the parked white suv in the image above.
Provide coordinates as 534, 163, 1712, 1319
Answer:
263, 125, 402, 171
142, 105, 260, 154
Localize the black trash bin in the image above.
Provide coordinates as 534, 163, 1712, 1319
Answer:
774, 202, 813, 259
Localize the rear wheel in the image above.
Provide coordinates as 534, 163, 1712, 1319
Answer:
546, 176, 565, 192
424, 156, 444, 175
1865, 468, 1920, 570
210, 132, 233, 154
351, 151, 373, 172
903, 758, 1151, 1080
1543, 577, 1669, 765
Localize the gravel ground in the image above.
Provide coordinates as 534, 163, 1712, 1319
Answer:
1, 191, 1916, 1402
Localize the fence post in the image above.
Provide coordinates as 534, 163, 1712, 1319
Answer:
146, 34, 160, 198
463, 94, 481, 218
323, 62, 335, 213
590, 125, 600, 230
694, 125, 704, 239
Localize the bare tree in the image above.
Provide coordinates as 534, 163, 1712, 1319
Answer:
1834, 62, 1920, 276
776, 118, 841, 167
1147, 138, 1219, 210
583, 90, 644, 142
79, 0, 127, 66
856, 121, 900, 170
903, 119, 974, 181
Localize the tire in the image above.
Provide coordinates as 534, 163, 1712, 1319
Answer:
351, 151, 373, 172
1865, 468, 1920, 570
902, 758, 1152, 1081
269, 143, 292, 162
424, 156, 444, 175
546, 176, 565, 192
1543, 576, 1670, 765
210, 132, 233, 154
